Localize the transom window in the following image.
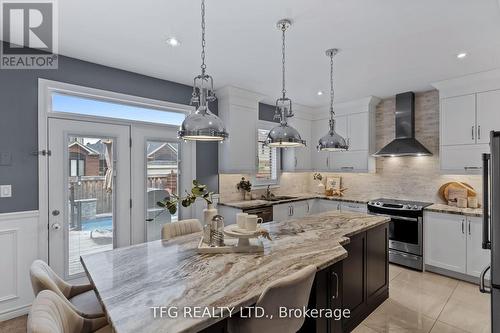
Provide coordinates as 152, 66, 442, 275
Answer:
256, 128, 279, 185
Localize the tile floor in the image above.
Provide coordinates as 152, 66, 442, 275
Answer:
0, 265, 491, 333
354, 265, 491, 333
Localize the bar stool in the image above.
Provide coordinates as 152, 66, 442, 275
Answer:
161, 219, 202, 240
228, 265, 317, 333
30, 260, 104, 318
28, 290, 110, 333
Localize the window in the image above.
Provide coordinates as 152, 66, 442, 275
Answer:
256, 128, 279, 185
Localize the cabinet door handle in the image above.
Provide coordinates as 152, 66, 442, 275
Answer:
464, 166, 482, 170
306, 202, 310, 213
341, 166, 354, 170
462, 219, 465, 234
326, 157, 329, 168
468, 220, 471, 235
472, 125, 475, 141
478, 125, 481, 140
332, 271, 339, 300
292, 206, 294, 215
294, 157, 297, 168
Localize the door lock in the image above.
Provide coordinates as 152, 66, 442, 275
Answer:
52, 210, 60, 216
51, 223, 61, 230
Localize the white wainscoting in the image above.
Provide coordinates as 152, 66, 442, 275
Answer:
0, 211, 38, 321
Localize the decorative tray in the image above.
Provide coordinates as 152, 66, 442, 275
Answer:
196, 225, 265, 254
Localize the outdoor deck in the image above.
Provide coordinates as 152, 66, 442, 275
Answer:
69, 230, 112, 275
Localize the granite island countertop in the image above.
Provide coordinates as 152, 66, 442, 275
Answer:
218, 193, 370, 210
81, 211, 389, 333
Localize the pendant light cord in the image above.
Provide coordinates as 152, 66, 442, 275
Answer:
200, 0, 207, 76
281, 23, 286, 100
329, 51, 335, 121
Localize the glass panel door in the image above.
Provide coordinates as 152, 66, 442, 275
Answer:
48, 119, 131, 280
146, 141, 179, 241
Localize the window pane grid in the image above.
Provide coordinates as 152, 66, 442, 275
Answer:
256, 129, 277, 182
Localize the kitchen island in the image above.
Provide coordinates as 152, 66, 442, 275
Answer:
81, 211, 390, 333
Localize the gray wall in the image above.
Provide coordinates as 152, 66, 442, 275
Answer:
0, 42, 218, 213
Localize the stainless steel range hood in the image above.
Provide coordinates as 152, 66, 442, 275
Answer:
373, 92, 432, 157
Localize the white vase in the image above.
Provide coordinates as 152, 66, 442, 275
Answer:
245, 192, 252, 201
316, 182, 325, 195
203, 203, 218, 225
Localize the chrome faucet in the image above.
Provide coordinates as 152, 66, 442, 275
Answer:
262, 185, 275, 200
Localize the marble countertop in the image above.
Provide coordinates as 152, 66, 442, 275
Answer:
81, 211, 389, 333
425, 203, 483, 217
218, 193, 370, 210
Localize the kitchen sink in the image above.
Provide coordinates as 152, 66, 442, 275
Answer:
262, 195, 298, 202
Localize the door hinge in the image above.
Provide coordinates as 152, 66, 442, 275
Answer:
32, 150, 51, 156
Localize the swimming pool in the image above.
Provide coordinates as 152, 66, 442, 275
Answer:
81, 216, 112, 231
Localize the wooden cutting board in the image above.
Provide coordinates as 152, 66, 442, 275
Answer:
438, 182, 476, 202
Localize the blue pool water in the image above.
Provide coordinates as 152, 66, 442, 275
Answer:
81, 217, 112, 231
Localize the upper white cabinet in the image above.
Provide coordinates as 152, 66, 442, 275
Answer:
282, 113, 312, 171
217, 86, 263, 173
433, 70, 500, 174
311, 97, 379, 173
440, 94, 476, 146
477, 90, 500, 144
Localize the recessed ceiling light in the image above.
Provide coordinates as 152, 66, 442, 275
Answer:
456, 52, 467, 59
317, 91, 323, 96
166, 37, 181, 47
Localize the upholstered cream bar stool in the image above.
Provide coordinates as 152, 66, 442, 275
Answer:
28, 290, 111, 333
161, 219, 203, 240
228, 265, 317, 333
30, 260, 104, 318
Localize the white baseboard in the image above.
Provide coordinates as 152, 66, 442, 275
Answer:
0, 304, 30, 321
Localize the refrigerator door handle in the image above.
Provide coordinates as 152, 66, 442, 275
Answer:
479, 265, 492, 294
483, 153, 492, 249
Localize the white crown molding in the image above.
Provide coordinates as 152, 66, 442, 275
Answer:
310, 96, 381, 120
431, 68, 500, 98
216, 85, 266, 107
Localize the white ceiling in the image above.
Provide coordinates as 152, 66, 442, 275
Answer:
57, 0, 500, 107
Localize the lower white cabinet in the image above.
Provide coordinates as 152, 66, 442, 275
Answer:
316, 200, 342, 213
340, 202, 367, 213
272, 200, 313, 222
424, 212, 490, 278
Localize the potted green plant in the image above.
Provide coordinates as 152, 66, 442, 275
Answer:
236, 177, 252, 200
157, 180, 214, 215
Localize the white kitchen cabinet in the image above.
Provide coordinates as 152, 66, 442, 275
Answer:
282, 116, 312, 171
440, 144, 490, 173
340, 202, 367, 213
273, 203, 291, 222
347, 112, 369, 151
217, 87, 262, 173
424, 212, 490, 278
477, 90, 500, 144
316, 200, 341, 213
424, 212, 467, 274
330, 150, 371, 172
273, 200, 313, 222
466, 216, 491, 278
440, 94, 476, 146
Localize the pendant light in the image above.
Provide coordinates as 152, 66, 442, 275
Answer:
317, 49, 348, 151
178, 0, 228, 141
265, 19, 306, 148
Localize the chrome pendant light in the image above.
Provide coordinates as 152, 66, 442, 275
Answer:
178, 0, 228, 142
265, 19, 306, 148
317, 49, 348, 151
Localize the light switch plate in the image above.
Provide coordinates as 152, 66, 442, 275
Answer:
0, 185, 12, 198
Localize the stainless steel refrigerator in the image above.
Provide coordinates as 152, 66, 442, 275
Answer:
481, 131, 500, 333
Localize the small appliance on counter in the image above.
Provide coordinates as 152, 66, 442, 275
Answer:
368, 198, 432, 271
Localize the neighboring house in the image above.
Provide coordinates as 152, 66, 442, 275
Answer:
68, 141, 101, 176
146, 142, 178, 195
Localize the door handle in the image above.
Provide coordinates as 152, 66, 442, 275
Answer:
326, 157, 329, 168
478, 125, 481, 140
51, 210, 60, 216
479, 265, 491, 294
294, 157, 297, 168
51, 223, 61, 230
331, 271, 339, 300
468, 220, 471, 235
472, 125, 475, 141
461, 219, 465, 234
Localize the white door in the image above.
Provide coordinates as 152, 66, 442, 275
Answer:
131, 124, 195, 243
48, 119, 131, 279
466, 216, 491, 278
424, 212, 466, 273
477, 90, 500, 144
441, 94, 476, 145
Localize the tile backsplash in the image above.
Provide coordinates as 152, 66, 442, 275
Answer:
219, 90, 482, 204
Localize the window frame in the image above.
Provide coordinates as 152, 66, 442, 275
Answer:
253, 120, 280, 187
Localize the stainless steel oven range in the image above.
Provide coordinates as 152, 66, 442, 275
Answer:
367, 198, 432, 271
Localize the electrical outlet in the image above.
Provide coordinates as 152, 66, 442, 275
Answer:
0, 185, 12, 198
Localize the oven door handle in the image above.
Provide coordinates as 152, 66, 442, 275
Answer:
370, 212, 419, 222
